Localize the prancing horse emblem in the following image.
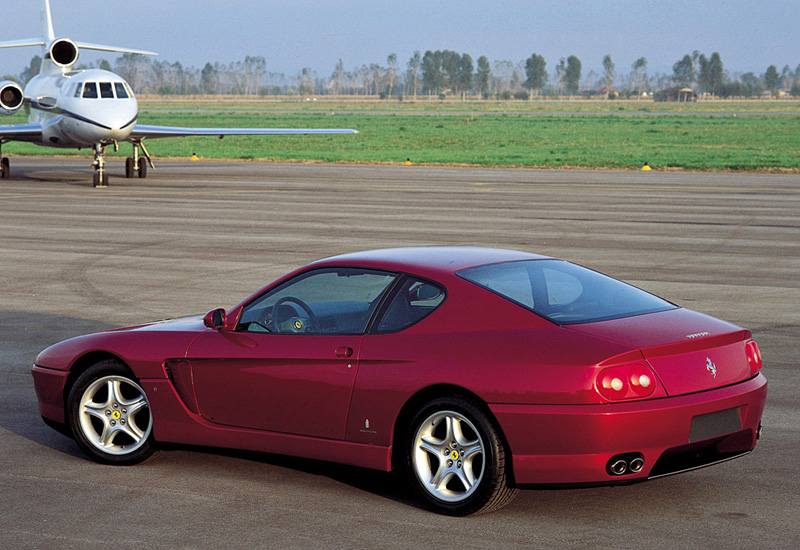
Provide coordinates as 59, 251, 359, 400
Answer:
706, 357, 717, 378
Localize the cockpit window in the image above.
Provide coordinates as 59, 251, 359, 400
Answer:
82, 82, 98, 99
114, 82, 129, 99
73, 83, 82, 97
99, 82, 114, 98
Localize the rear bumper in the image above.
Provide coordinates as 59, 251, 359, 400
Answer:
490, 373, 767, 485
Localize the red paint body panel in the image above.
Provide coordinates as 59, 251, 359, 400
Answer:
186, 332, 363, 439
345, 328, 640, 447
143, 379, 392, 471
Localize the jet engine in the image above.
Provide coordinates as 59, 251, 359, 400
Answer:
0, 81, 24, 115
48, 38, 79, 68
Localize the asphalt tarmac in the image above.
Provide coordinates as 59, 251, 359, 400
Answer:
1, 158, 797, 549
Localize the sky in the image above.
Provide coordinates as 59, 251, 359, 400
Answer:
0, 0, 797, 80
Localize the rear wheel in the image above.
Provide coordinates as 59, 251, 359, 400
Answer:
138, 161, 147, 178
1, 157, 9, 179
68, 360, 156, 465
406, 396, 518, 515
125, 157, 135, 178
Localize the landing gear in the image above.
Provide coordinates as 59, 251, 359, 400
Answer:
91, 141, 153, 187
0, 142, 9, 179
92, 143, 108, 188
126, 140, 152, 179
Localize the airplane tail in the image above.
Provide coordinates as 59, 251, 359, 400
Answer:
0, 0, 157, 77
42, 0, 56, 43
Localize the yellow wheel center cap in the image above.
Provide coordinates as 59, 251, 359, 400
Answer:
111, 410, 121, 420
294, 320, 303, 330
450, 450, 459, 460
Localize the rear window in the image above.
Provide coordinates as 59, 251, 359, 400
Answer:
458, 259, 676, 325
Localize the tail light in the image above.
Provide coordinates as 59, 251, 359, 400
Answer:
596, 364, 657, 401
745, 341, 762, 373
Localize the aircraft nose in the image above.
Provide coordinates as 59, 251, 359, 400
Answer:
108, 105, 137, 138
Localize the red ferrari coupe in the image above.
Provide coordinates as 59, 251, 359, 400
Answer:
32, 247, 766, 515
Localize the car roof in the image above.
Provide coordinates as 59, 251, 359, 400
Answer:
308, 247, 553, 276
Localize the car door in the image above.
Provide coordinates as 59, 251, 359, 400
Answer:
187, 267, 398, 440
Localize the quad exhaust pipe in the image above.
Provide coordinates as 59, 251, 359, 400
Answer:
607, 453, 645, 476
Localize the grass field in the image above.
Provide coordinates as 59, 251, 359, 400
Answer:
4, 98, 800, 171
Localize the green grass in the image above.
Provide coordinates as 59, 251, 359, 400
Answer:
136, 96, 800, 114
4, 98, 800, 171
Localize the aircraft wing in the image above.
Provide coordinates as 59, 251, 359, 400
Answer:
129, 125, 358, 140
75, 42, 157, 56
0, 123, 43, 142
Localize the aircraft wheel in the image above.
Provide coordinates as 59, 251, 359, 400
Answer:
125, 157, 135, 178
93, 172, 109, 188
1, 157, 9, 179
138, 162, 147, 179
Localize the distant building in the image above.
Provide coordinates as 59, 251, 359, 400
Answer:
654, 87, 697, 102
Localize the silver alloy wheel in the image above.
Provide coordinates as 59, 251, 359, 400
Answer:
77, 375, 153, 456
412, 409, 485, 503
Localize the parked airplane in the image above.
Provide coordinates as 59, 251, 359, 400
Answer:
0, 0, 357, 187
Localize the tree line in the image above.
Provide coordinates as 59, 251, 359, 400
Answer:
5, 50, 800, 99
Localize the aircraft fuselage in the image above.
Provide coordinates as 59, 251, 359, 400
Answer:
25, 68, 138, 148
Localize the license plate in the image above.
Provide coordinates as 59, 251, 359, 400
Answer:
689, 407, 742, 442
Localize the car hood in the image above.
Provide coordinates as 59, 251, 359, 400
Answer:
566, 308, 754, 396
108, 315, 206, 333
35, 315, 208, 376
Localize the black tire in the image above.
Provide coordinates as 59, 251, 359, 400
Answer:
67, 360, 157, 465
1, 157, 9, 179
92, 172, 100, 187
125, 157, 135, 178
138, 161, 147, 178
405, 396, 518, 515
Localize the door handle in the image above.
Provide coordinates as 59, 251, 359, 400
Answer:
335, 346, 353, 358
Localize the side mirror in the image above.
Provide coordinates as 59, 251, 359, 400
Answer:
203, 308, 227, 330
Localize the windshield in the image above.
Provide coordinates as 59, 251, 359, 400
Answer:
458, 259, 676, 325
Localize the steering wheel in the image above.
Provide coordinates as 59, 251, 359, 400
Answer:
271, 296, 317, 333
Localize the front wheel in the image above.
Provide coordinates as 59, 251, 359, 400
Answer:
68, 360, 156, 465
406, 396, 518, 515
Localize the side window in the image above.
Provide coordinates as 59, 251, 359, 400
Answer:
238, 268, 397, 335
375, 277, 446, 333
99, 82, 114, 98
73, 83, 82, 97
82, 82, 98, 99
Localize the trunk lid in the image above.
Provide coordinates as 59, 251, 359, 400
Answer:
566, 308, 753, 396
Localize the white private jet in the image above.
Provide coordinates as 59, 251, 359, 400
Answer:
0, 0, 357, 187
